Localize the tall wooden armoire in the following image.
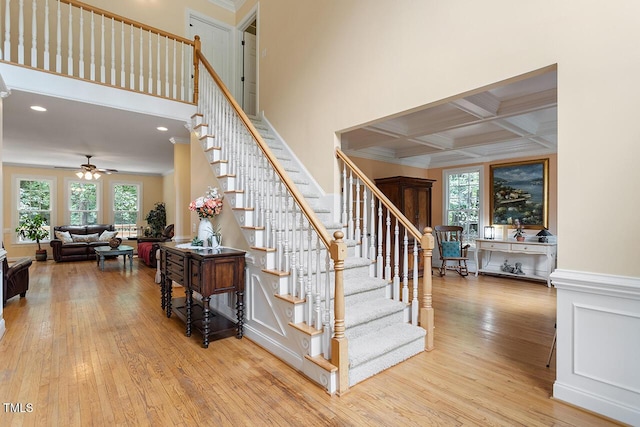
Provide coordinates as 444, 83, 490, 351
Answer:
374, 176, 436, 276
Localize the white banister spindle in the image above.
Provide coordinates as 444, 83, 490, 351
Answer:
139, 29, 143, 90
377, 201, 383, 278
369, 194, 376, 276
18, 0, 24, 64
306, 225, 313, 325
298, 214, 305, 303
276, 182, 283, 270
78, 7, 84, 78
3, 0, 12, 61
347, 170, 354, 240
323, 251, 331, 359
100, 15, 105, 82
66, 4, 72, 75
284, 192, 291, 274
180, 41, 185, 101
362, 187, 368, 259
355, 179, 361, 257
156, 32, 160, 95
290, 205, 298, 296
393, 219, 400, 300
165, 36, 170, 96
385, 209, 391, 282
120, 22, 125, 87
172, 39, 177, 98
109, 18, 115, 84
412, 239, 419, 325
31, 0, 37, 66
55, 0, 60, 72
90, 11, 95, 80
44, 0, 49, 69
314, 239, 321, 329
147, 30, 152, 93
402, 231, 409, 303
341, 163, 347, 228
129, 24, 134, 89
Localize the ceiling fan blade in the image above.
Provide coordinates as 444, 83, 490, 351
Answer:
97, 168, 118, 174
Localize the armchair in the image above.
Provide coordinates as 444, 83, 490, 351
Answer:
137, 224, 174, 267
434, 225, 470, 277
3, 255, 33, 306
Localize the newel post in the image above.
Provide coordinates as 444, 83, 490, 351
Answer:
193, 35, 200, 104
420, 227, 435, 351
330, 231, 349, 395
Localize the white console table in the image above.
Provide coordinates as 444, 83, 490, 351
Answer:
474, 238, 557, 287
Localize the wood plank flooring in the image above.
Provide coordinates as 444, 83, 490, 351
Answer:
0, 258, 622, 426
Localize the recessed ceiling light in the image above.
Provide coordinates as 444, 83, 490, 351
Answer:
30, 105, 47, 112
157, 126, 168, 132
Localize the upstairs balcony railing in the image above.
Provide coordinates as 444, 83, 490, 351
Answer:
0, 0, 196, 103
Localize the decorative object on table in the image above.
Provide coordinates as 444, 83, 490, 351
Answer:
536, 228, 553, 243
145, 202, 167, 238
15, 213, 50, 261
490, 158, 549, 229
109, 237, 122, 249
189, 186, 224, 248
512, 218, 526, 242
483, 225, 495, 240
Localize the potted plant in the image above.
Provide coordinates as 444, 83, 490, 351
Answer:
512, 218, 526, 242
15, 214, 50, 261
145, 202, 167, 238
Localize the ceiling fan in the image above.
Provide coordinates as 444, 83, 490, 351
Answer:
58, 155, 118, 180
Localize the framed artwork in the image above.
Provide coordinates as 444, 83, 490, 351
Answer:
490, 159, 549, 229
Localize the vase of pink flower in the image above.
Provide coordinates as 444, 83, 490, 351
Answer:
189, 186, 223, 247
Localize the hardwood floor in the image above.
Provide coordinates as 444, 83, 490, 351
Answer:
0, 258, 621, 426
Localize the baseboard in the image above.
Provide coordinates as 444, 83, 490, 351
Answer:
0, 318, 6, 341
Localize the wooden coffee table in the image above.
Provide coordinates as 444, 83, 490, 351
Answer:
95, 245, 134, 271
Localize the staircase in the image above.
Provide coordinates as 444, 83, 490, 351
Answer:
196, 111, 428, 392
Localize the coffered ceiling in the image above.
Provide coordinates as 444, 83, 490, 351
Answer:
340, 70, 557, 169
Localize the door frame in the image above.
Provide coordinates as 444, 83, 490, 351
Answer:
236, 6, 259, 117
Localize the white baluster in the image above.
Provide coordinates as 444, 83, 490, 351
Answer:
100, 15, 105, 82
156, 32, 160, 95
120, 22, 125, 87
298, 214, 305, 303
377, 200, 383, 278
172, 39, 177, 98
284, 191, 291, 274
347, 170, 354, 240
355, 179, 361, 257
290, 205, 298, 297
78, 7, 83, 78
109, 18, 115, 83
3, 0, 11, 61
129, 24, 134, 89
30, 0, 37, 66
306, 224, 313, 325
341, 163, 347, 229
89, 11, 95, 80
44, 0, 49, 69
180, 41, 185, 101
276, 182, 283, 271
67, 4, 72, 75
55, 0, 60, 72
402, 230, 409, 303
314, 239, 321, 329
412, 239, 419, 326
369, 194, 376, 276
164, 36, 169, 96
18, 0, 24, 64
393, 218, 399, 301
385, 209, 391, 285
138, 28, 143, 90
323, 252, 332, 358
147, 30, 152, 93
362, 187, 368, 259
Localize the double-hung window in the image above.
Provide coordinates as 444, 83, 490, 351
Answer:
15, 177, 54, 242
112, 183, 141, 238
68, 181, 100, 225
443, 167, 482, 244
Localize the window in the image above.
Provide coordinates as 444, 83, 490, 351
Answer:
69, 181, 100, 225
112, 183, 141, 238
444, 167, 482, 243
15, 177, 54, 242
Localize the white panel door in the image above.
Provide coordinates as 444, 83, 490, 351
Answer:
242, 32, 257, 116
189, 15, 233, 90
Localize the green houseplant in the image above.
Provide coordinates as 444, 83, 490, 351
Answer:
15, 214, 50, 261
145, 202, 167, 238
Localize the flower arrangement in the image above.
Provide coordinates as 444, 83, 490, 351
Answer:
512, 218, 525, 239
189, 187, 224, 219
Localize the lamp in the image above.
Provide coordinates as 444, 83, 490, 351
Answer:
75, 169, 101, 180
484, 225, 495, 240
536, 228, 552, 243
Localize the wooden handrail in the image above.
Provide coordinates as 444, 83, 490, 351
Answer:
335, 148, 423, 241
196, 51, 332, 249
62, 0, 195, 45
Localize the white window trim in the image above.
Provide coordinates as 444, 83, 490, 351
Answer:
109, 180, 143, 227
64, 177, 103, 225
12, 174, 57, 244
442, 165, 484, 246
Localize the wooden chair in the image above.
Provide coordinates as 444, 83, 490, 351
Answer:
434, 225, 470, 277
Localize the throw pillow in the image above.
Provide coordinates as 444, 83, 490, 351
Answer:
99, 230, 118, 241
441, 241, 461, 258
71, 233, 100, 242
55, 230, 73, 243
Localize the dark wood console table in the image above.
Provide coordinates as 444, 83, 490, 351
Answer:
158, 242, 246, 348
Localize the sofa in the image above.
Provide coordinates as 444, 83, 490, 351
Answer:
3, 252, 32, 306
50, 224, 117, 262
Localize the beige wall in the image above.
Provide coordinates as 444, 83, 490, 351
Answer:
2, 165, 164, 258
256, 0, 640, 277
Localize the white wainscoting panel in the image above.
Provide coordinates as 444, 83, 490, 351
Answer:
551, 269, 640, 426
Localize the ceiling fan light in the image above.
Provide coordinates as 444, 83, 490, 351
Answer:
75, 170, 84, 178
84, 171, 93, 180
93, 172, 101, 179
